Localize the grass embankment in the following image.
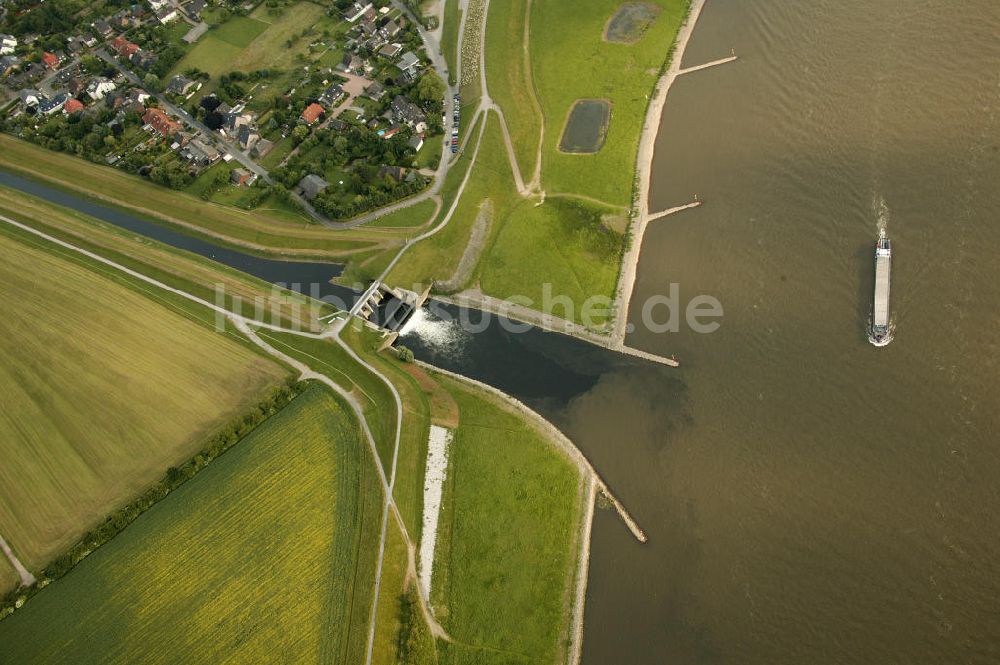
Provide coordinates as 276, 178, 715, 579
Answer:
0, 187, 336, 331
531, 0, 687, 206
259, 328, 398, 474
0, 385, 384, 665
484, 0, 540, 178
441, 0, 461, 84
390, 110, 623, 326
0, 229, 287, 575
0, 135, 401, 257
432, 375, 584, 664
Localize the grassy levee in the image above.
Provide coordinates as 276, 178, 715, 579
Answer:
368, 198, 439, 229
388, 112, 508, 291
531, 0, 687, 206
431, 375, 584, 665
0, 135, 403, 258
259, 327, 398, 474
0, 385, 385, 665
484, 0, 540, 178
441, 0, 461, 84
341, 323, 436, 541
0, 187, 337, 331
371, 520, 413, 665
0, 229, 287, 571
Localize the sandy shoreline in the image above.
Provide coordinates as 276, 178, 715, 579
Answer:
612, 0, 711, 348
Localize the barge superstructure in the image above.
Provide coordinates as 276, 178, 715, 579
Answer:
870, 230, 892, 346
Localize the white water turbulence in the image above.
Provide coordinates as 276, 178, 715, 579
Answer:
418, 425, 453, 601
398, 307, 468, 357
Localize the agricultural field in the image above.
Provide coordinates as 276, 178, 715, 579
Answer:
0, 386, 384, 665
530, 0, 687, 205
0, 229, 287, 571
431, 375, 584, 664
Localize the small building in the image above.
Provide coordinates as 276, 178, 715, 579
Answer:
0, 56, 20, 77
301, 102, 324, 125
131, 50, 158, 70
378, 43, 402, 59
166, 75, 196, 96
18, 88, 43, 108
390, 95, 427, 133
156, 7, 178, 24
363, 80, 385, 100
92, 19, 114, 39
111, 36, 141, 58
38, 93, 69, 115
297, 174, 329, 201
143, 107, 183, 137
337, 53, 364, 75
41, 51, 61, 70
237, 125, 260, 152
345, 1, 373, 23
182, 137, 220, 166
318, 84, 344, 108
63, 98, 85, 114
230, 168, 254, 186
186, 0, 206, 19
86, 77, 117, 101
408, 134, 424, 152
1, 33, 18, 56
251, 138, 274, 158
398, 51, 420, 79
379, 20, 401, 40
378, 165, 406, 183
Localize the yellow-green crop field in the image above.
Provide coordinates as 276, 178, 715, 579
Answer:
0, 385, 384, 664
0, 229, 286, 572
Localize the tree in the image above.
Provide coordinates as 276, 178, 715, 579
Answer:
143, 73, 161, 92
291, 124, 310, 144
395, 346, 414, 363
415, 71, 446, 105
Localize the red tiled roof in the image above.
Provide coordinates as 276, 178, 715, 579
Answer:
63, 99, 85, 114
42, 52, 60, 69
142, 108, 182, 137
301, 103, 324, 124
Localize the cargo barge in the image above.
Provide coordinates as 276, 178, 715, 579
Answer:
870, 230, 892, 346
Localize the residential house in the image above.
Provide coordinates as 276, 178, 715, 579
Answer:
143, 107, 183, 137
318, 83, 344, 108
86, 77, 116, 101
222, 111, 252, 135
345, 2, 372, 23
230, 168, 254, 186
337, 53, 364, 75
377, 43, 402, 59
167, 75, 196, 96
297, 174, 329, 201
182, 137, 220, 166
379, 20, 401, 40
67, 77, 86, 95
63, 98, 85, 114
42, 52, 61, 70
390, 95, 427, 133
1, 33, 17, 55
363, 80, 385, 100
92, 19, 113, 39
251, 138, 273, 159
378, 165, 406, 183
131, 50, 158, 70
0, 55, 19, 77
407, 134, 424, 152
126, 88, 151, 105
156, 7, 178, 24
398, 51, 420, 79
38, 93, 69, 115
111, 37, 141, 58
301, 102, 324, 125
237, 125, 260, 152
185, 0, 205, 20
147, 0, 168, 11
18, 88, 43, 108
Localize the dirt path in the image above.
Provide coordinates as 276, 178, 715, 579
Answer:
0, 533, 35, 588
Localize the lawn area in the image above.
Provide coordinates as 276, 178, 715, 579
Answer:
531, 0, 687, 206
416, 135, 444, 169
0, 229, 287, 571
431, 375, 584, 664
479, 196, 624, 327
0, 135, 401, 257
484, 0, 541, 178
170, 2, 327, 80
0, 385, 384, 665
368, 198, 438, 229
0, 563, 17, 597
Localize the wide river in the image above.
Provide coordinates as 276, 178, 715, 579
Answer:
568, 0, 1000, 662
